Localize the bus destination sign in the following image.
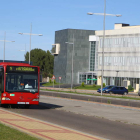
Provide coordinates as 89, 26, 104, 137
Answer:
7, 66, 38, 73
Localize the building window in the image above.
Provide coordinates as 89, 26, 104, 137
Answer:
90, 41, 96, 71
79, 74, 86, 84
101, 36, 140, 48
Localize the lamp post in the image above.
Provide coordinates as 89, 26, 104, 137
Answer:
0, 32, 15, 62
65, 34, 74, 90
18, 23, 43, 64
116, 70, 119, 86
18, 44, 26, 57
87, 0, 121, 96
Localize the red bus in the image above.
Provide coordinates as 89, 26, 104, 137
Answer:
0, 61, 40, 108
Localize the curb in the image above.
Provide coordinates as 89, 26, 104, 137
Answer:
40, 90, 140, 102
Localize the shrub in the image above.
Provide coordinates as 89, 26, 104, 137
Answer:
128, 85, 133, 90
49, 79, 52, 83
92, 84, 96, 87
54, 79, 56, 84
81, 82, 85, 87
48, 74, 53, 78
103, 83, 106, 87
107, 100, 111, 104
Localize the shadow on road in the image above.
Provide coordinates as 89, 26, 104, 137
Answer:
0, 102, 63, 110
37, 102, 63, 109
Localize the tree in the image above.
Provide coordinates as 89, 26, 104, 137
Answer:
44, 50, 54, 77
25, 48, 54, 78
51, 46, 56, 53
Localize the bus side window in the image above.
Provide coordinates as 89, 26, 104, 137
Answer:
0, 74, 2, 95
0, 67, 4, 95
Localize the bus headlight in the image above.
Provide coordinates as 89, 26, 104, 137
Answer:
32, 98, 39, 101
2, 97, 11, 100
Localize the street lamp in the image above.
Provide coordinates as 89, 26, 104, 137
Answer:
87, 0, 121, 96
116, 70, 119, 86
18, 23, 43, 64
18, 44, 26, 58
65, 34, 74, 90
0, 32, 15, 62
87, 12, 122, 17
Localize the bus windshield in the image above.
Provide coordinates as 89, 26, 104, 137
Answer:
6, 73, 38, 93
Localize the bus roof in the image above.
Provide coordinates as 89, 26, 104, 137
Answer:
0, 62, 31, 67
0, 60, 31, 64
0, 60, 39, 68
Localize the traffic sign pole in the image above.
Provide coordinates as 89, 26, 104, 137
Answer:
52, 75, 55, 88
58, 77, 61, 88
59, 79, 60, 88
53, 79, 54, 88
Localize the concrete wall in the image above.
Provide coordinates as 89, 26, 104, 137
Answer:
54, 29, 95, 84
53, 29, 68, 84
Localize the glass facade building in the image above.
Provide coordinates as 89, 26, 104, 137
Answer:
90, 41, 96, 71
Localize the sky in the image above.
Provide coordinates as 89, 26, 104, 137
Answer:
0, 0, 140, 61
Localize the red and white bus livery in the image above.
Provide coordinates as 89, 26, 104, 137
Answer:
0, 61, 40, 108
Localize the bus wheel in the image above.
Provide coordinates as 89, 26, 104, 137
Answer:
24, 105, 31, 109
1, 104, 8, 108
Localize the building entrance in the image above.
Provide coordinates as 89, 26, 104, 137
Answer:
79, 72, 97, 85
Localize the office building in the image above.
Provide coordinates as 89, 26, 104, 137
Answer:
52, 29, 95, 84
53, 23, 140, 92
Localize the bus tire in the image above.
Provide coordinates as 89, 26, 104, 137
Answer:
24, 105, 31, 109
1, 104, 8, 108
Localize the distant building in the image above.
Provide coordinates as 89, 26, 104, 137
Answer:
95, 23, 140, 92
53, 24, 140, 92
53, 29, 96, 84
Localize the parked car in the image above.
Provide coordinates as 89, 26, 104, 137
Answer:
105, 86, 128, 95
97, 85, 116, 93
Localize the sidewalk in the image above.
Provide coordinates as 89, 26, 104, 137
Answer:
0, 108, 106, 140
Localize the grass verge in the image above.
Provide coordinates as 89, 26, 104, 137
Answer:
42, 84, 134, 92
40, 88, 140, 101
74, 85, 101, 90
42, 83, 62, 86
128, 88, 134, 92
74, 85, 134, 92
0, 123, 39, 140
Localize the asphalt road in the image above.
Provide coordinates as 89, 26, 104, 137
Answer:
1, 96, 140, 140
40, 90, 140, 108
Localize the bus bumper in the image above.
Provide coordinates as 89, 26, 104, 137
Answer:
1, 100, 39, 105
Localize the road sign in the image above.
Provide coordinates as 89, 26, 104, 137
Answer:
59, 77, 62, 80
52, 75, 55, 79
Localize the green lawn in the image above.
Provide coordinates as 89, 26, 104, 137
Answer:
128, 88, 134, 92
74, 85, 134, 92
74, 85, 101, 90
41, 88, 140, 101
0, 123, 39, 140
42, 83, 134, 93
42, 82, 62, 86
